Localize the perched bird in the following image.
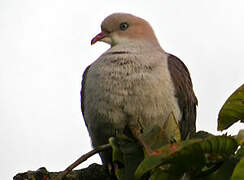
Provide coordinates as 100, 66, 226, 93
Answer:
81, 13, 197, 166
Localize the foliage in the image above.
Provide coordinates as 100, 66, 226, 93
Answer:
110, 84, 244, 180
218, 84, 244, 131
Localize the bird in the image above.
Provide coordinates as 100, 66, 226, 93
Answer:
81, 13, 198, 167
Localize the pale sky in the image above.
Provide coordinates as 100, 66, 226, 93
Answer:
1, 0, 244, 179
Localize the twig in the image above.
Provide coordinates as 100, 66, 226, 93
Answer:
57, 143, 111, 179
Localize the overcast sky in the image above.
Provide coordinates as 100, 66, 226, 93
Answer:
1, 0, 244, 179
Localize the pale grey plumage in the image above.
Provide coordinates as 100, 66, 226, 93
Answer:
81, 13, 197, 165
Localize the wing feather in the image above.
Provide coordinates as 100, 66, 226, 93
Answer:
167, 53, 198, 139
80, 65, 91, 127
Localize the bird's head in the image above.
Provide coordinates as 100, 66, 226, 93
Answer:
91, 13, 159, 47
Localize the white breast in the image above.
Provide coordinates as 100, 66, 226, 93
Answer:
84, 44, 181, 132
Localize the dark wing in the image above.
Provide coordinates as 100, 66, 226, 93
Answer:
80, 65, 91, 127
167, 53, 198, 140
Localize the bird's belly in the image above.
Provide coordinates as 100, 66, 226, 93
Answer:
84, 66, 181, 147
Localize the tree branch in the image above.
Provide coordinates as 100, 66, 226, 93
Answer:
57, 143, 111, 179
13, 144, 112, 180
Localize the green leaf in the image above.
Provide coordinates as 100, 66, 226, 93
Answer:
201, 135, 238, 156
199, 157, 238, 180
235, 146, 244, 159
109, 136, 144, 180
231, 157, 244, 180
149, 168, 179, 180
134, 139, 202, 179
134, 151, 171, 180
163, 112, 181, 142
135, 136, 238, 179
235, 129, 244, 145
218, 84, 244, 131
141, 125, 169, 152
141, 112, 181, 152
196, 136, 238, 179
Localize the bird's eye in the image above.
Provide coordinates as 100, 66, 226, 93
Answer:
119, 22, 129, 31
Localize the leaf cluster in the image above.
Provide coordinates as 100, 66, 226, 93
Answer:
110, 84, 244, 180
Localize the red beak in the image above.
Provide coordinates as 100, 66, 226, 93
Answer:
91, 32, 107, 45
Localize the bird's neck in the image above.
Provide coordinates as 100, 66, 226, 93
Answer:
109, 40, 164, 54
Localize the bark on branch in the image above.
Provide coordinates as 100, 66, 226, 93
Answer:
13, 144, 112, 180
13, 164, 111, 180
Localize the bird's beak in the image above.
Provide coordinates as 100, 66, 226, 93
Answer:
91, 32, 107, 45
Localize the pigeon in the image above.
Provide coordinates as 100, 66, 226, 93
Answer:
81, 13, 198, 166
